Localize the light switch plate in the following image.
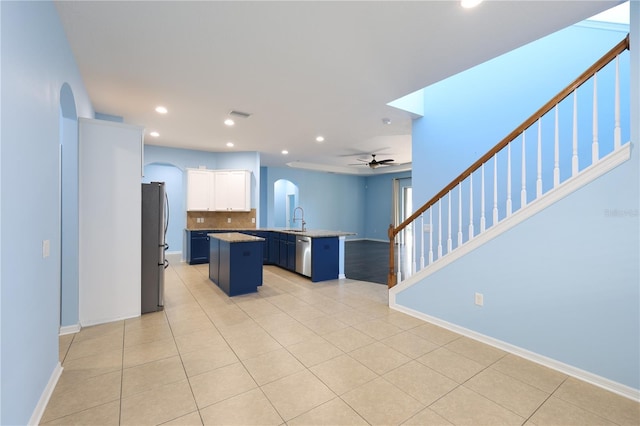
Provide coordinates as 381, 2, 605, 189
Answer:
42, 240, 50, 258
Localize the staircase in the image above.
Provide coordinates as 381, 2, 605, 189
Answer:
387, 35, 630, 290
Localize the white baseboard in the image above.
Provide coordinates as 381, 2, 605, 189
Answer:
59, 324, 81, 335
28, 362, 63, 426
166, 251, 182, 264
80, 312, 140, 328
389, 303, 640, 402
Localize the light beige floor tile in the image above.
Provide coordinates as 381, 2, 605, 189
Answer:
385, 311, 427, 330
286, 336, 344, 367
383, 360, 458, 405
41, 400, 120, 425
120, 379, 197, 426
224, 328, 282, 360
265, 322, 316, 347
169, 316, 218, 337
465, 368, 549, 417
73, 321, 124, 342
323, 327, 376, 353
402, 407, 454, 426
528, 396, 617, 425
159, 410, 203, 425
65, 331, 124, 361
491, 354, 567, 393
299, 315, 349, 335
285, 304, 326, 322
430, 386, 524, 425
417, 347, 485, 383
310, 354, 378, 395
122, 355, 186, 397
444, 336, 507, 366
181, 342, 239, 377
409, 322, 461, 346
288, 397, 369, 426
349, 341, 412, 375
199, 388, 283, 425
382, 330, 439, 359
341, 377, 424, 425
41, 370, 121, 423
58, 333, 75, 362
553, 377, 640, 425
261, 370, 336, 421
57, 348, 123, 393
189, 362, 257, 409
236, 298, 283, 319
242, 348, 305, 385
124, 322, 174, 347
331, 308, 374, 326
123, 336, 178, 368
311, 299, 353, 316
352, 318, 404, 340
124, 311, 168, 331
174, 327, 225, 354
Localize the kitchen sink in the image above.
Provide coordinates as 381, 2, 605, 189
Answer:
283, 229, 305, 232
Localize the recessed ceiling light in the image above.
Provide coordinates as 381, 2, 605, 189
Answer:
461, 0, 482, 8
155, 106, 168, 114
316, 136, 325, 143
149, 131, 160, 137
281, 150, 289, 155
226, 142, 234, 147
224, 118, 235, 126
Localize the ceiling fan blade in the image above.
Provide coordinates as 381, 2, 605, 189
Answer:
377, 159, 395, 164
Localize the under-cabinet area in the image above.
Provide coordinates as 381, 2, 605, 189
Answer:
185, 228, 350, 283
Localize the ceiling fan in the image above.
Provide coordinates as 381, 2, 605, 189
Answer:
352, 154, 395, 169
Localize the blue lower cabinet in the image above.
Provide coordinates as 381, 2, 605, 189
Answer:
278, 234, 288, 268
268, 233, 279, 264
208, 237, 220, 284
217, 239, 263, 296
188, 230, 211, 264
287, 233, 296, 271
311, 237, 339, 282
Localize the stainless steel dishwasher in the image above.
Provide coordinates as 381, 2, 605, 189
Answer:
295, 236, 311, 277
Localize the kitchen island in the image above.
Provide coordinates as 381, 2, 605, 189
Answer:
208, 232, 265, 296
188, 228, 355, 283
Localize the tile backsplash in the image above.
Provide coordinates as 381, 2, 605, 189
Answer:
186, 209, 257, 229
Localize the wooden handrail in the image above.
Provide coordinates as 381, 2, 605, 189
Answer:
388, 35, 629, 288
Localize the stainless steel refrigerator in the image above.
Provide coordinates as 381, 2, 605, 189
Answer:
141, 182, 168, 313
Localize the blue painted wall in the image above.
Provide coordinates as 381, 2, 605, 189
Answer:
401, 20, 639, 389
364, 171, 411, 241
0, 1, 94, 424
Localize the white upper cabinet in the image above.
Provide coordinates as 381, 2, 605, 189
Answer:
213, 170, 251, 211
186, 169, 214, 211
187, 169, 251, 212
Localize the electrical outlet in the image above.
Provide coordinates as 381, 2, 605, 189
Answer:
227, 218, 231, 223
423, 223, 431, 233
42, 240, 50, 258
475, 292, 484, 306
251, 218, 255, 223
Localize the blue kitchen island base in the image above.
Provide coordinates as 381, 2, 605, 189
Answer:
209, 233, 264, 297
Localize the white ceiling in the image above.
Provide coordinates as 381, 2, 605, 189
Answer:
54, 0, 621, 175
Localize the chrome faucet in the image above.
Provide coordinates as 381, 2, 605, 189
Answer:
293, 206, 306, 231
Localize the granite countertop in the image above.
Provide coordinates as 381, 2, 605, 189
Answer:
208, 232, 265, 243
188, 227, 356, 238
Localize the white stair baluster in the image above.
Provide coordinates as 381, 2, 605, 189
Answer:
412, 217, 416, 276
537, 119, 542, 198
396, 231, 402, 283
521, 132, 527, 208
572, 90, 579, 176
614, 55, 621, 149
493, 155, 499, 225
507, 143, 512, 216
554, 105, 560, 187
419, 213, 425, 270
457, 185, 463, 246
592, 72, 599, 163
428, 208, 433, 264
447, 191, 452, 253
469, 174, 474, 239
437, 199, 442, 259
480, 163, 486, 233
